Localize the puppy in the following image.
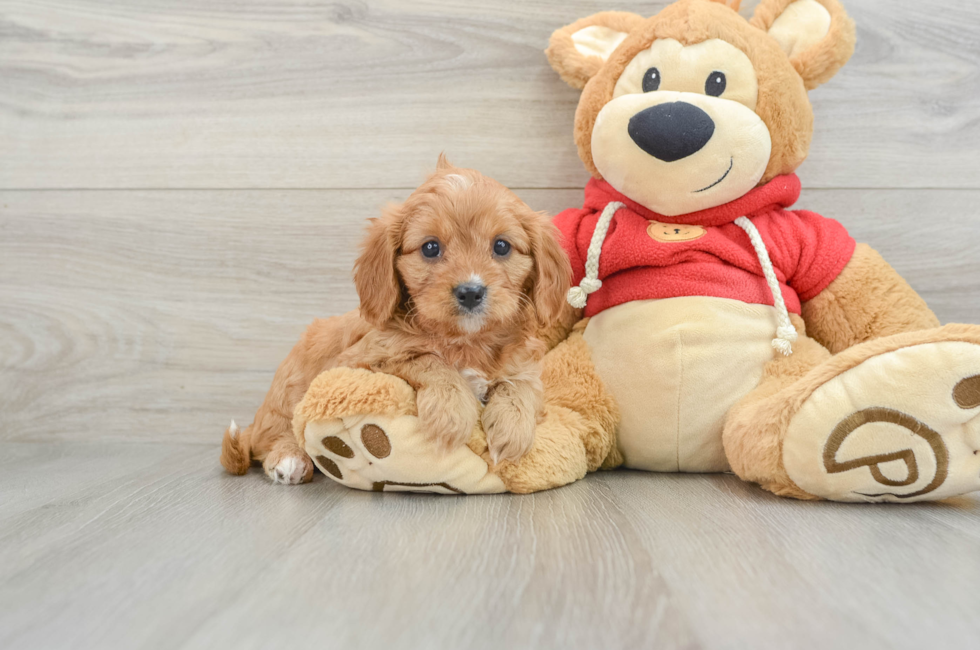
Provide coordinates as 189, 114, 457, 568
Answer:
221, 157, 572, 483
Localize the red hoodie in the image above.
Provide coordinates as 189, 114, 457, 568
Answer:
554, 175, 856, 318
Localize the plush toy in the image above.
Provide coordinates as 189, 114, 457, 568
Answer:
295, 0, 980, 502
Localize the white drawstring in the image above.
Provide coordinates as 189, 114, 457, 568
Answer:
566, 201, 624, 309
566, 203, 797, 356
734, 216, 798, 355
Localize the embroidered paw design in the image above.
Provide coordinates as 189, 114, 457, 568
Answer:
295, 367, 506, 495
783, 340, 980, 502
316, 422, 461, 493
315, 423, 392, 484
304, 415, 505, 494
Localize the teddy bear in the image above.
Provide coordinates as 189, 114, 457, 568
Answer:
293, 0, 980, 502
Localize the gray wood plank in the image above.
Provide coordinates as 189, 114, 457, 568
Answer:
0, 443, 350, 650
601, 471, 980, 650
2, 0, 979, 190
2, 188, 978, 445
1, 442, 977, 650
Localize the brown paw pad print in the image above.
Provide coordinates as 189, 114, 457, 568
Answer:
315, 424, 394, 480
360, 424, 391, 458
310, 422, 464, 493
953, 375, 980, 410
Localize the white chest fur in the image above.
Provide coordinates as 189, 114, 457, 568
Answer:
460, 368, 490, 404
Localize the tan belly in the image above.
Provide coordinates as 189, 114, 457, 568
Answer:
583, 297, 779, 473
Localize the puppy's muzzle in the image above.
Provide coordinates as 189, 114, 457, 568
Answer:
453, 283, 487, 313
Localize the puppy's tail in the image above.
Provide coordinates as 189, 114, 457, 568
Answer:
220, 420, 252, 475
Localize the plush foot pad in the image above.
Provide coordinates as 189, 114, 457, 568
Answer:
783, 339, 980, 502
295, 367, 505, 494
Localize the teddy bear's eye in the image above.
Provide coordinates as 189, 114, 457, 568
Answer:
642, 67, 661, 92
705, 71, 726, 97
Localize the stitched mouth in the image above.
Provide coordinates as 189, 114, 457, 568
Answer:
694, 157, 734, 193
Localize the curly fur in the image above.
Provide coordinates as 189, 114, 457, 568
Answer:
221, 159, 572, 478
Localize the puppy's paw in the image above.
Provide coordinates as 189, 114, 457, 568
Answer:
263, 449, 314, 485
482, 398, 536, 465
416, 385, 480, 452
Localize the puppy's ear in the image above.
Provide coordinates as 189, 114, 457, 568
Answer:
436, 152, 454, 170
526, 211, 572, 327
354, 203, 404, 328
751, 0, 856, 90
546, 11, 645, 89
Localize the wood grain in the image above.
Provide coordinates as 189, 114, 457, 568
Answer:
2, 188, 978, 445
1, 442, 977, 650
3, 1, 980, 647
2, 0, 979, 189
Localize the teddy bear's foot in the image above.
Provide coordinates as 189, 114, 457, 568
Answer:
293, 367, 506, 494
782, 326, 980, 502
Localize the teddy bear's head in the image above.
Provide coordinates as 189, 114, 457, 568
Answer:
547, 0, 855, 217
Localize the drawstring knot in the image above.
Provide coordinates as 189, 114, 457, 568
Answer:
772, 325, 799, 356
566, 201, 625, 309
567, 277, 603, 308
734, 216, 798, 355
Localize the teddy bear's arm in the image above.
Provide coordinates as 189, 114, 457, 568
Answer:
800, 243, 940, 354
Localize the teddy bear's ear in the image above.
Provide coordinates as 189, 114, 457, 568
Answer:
751, 0, 856, 90
546, 11, 645, 90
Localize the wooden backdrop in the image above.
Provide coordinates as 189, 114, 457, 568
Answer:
2, 0, 979, 446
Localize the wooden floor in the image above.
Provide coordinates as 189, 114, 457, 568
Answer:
2, 1, 980, 648
3, 448, 980, 650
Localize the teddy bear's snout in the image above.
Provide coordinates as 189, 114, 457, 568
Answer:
627, 101, 715, 163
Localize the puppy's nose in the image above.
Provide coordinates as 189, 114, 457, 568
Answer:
628, 101, 715, 162
454, 283, 487, 311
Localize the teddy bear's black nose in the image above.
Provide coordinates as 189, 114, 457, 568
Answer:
628, 102, 715, 162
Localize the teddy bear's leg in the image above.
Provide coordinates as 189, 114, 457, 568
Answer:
724, 322, 980, 502
723, 316, 832, 499
295, 366, 509, 494
295, 320, 618, 494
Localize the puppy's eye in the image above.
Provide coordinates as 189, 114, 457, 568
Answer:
642, 67, 661, 92
421, 240, 441, 259
705, 71, 726, 97
492, 239, 511, 257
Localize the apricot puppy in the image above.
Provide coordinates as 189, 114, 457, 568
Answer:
221, 157, 571, 482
